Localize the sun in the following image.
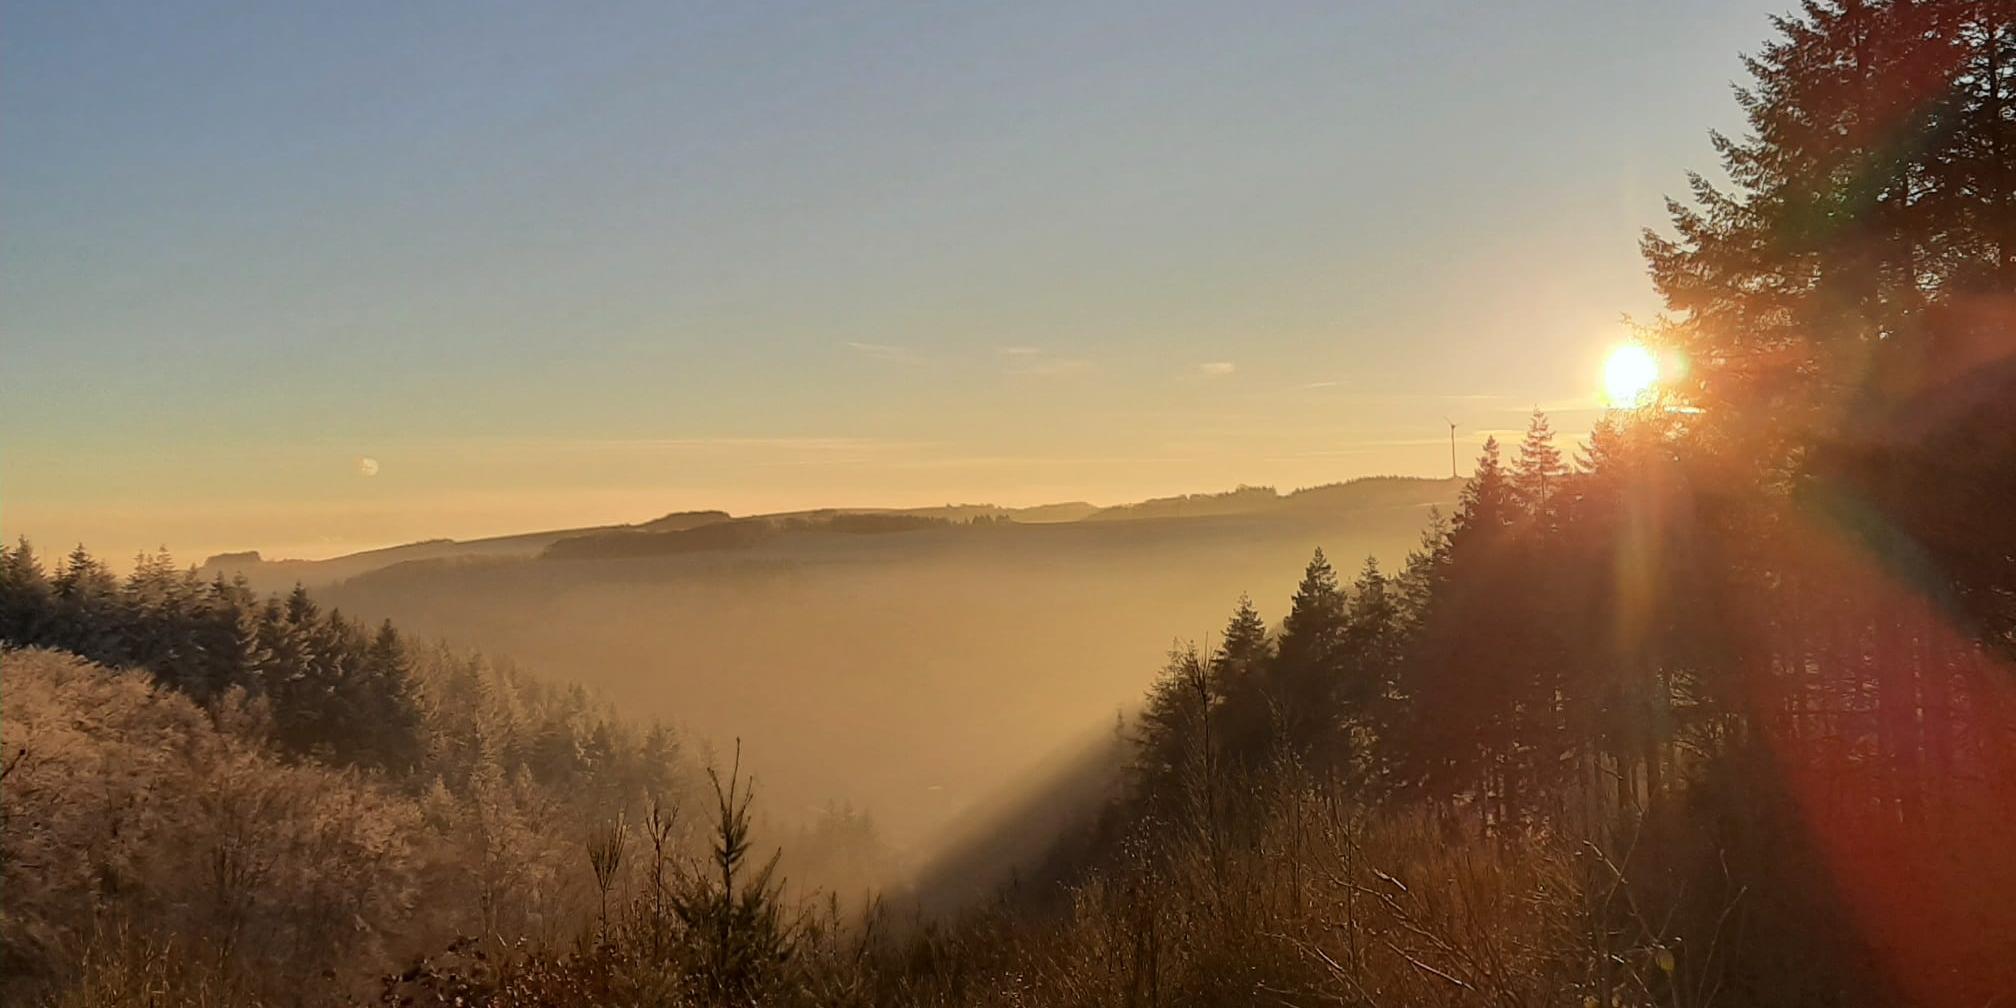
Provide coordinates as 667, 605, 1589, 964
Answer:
1602, 343, 1661, 407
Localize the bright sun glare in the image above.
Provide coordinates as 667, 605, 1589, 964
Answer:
1602, 343, 1661, 407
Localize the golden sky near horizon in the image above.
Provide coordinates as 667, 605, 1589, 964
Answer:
1, 2, 1770, 566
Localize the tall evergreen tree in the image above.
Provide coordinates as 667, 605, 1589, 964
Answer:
1448, 436, 1514, 555
1210, 593, 1270, 686
1642, 0, 2016, 470
1210, 593, 1274, 768
1393, 508, 1451, 634
1133, 643, 1220, 831
50, 545, 123, 661
0, 539, 52, 647
1510, 410, 1567, 516
362, 619, 424, 774
1338, 556, 1402, 790
1270, 549, 1349, 770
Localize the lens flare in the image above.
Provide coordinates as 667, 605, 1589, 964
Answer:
1603, 343, 1660, 407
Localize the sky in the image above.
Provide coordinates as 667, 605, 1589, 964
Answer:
2, 0, 1777, 565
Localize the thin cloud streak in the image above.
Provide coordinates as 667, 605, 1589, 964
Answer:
843, 341, 921, 363
996, 345, 1095, 376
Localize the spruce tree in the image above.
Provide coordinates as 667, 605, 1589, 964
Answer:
0, 538, 52, 647
50, 545, 123, 662
1510, 409, 1567, 516
1340, 556, 1402, 790
1394, 507, 1450, 633
1210, 594, 1274, 768
1211, 593, 1270, 685
1642, 0, 2016, 467
362, 620, 423, 773
1270, 548, 1349, 770
1448, 436, 1514, 556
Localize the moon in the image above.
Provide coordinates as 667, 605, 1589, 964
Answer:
356, 456, 380, 477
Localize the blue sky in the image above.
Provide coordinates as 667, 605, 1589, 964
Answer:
2, 1, 1776, 562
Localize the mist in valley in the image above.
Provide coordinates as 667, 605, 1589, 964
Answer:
212, 482, 1458, 867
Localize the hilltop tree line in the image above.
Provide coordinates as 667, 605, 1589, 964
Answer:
1, 545, 424, 771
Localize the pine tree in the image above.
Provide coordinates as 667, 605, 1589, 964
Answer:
50, 545, 123, 662
0, 538, 52, 647
1394, 508, 1451, 632
259, 596, 320, 751
123, 551, 208, 692
670, 745, 794, 1002
1343, 558, 1399, 692
1339, 556, 1402, 790
1401, 438, 1536, 813
1210, 594, 1274, 768
1270, 548, 1349, 770
361, 620, 424, 774
1279, 548, 1344, 667
1211, 593, 1270, 685
1510, 410, 1567, 516
223, 597, 272, 700
1134, 643, 1218, 825
1448, 436, 1514, 557
1641, 0, 2016, 468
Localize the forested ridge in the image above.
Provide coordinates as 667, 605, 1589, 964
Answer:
7, 2, 2016, 1005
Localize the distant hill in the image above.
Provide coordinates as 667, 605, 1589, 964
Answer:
198, 477, 1459, 593
634, 510, 734, 533
1085, 476, 1464, 522
200, 524, 628, 591
277, 474, 1463, 852
1083, 485, 1282, 521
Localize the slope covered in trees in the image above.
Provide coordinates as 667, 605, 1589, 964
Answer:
0, 553, 699, 1003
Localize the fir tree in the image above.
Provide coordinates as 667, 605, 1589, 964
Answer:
1447, 436, 1514, 558
1510, 409, 1567, 516
1271, 548, 1349, 769
1210, 593, 1274, 768
1641, 0, 2016, 467
361, 620, 424, 773
50, 545, 123, 661
1394, 507, 1451, 632
1211, 593, 1270, 685
0, 538, 52, 647
1339, 556, 1402, 790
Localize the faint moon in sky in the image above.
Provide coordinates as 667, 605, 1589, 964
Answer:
356, 456, 380, 477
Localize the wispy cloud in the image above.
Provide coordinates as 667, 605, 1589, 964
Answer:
1293, 385, 1535, 402
1196, 361, 1236, 377
843, 341, 920, 363
998, 345, 1094, 377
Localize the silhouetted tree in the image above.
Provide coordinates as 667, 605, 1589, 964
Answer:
1510, 409, 1567, 517
1209, 594, 1273, 767
1269, 549, 1348, 773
